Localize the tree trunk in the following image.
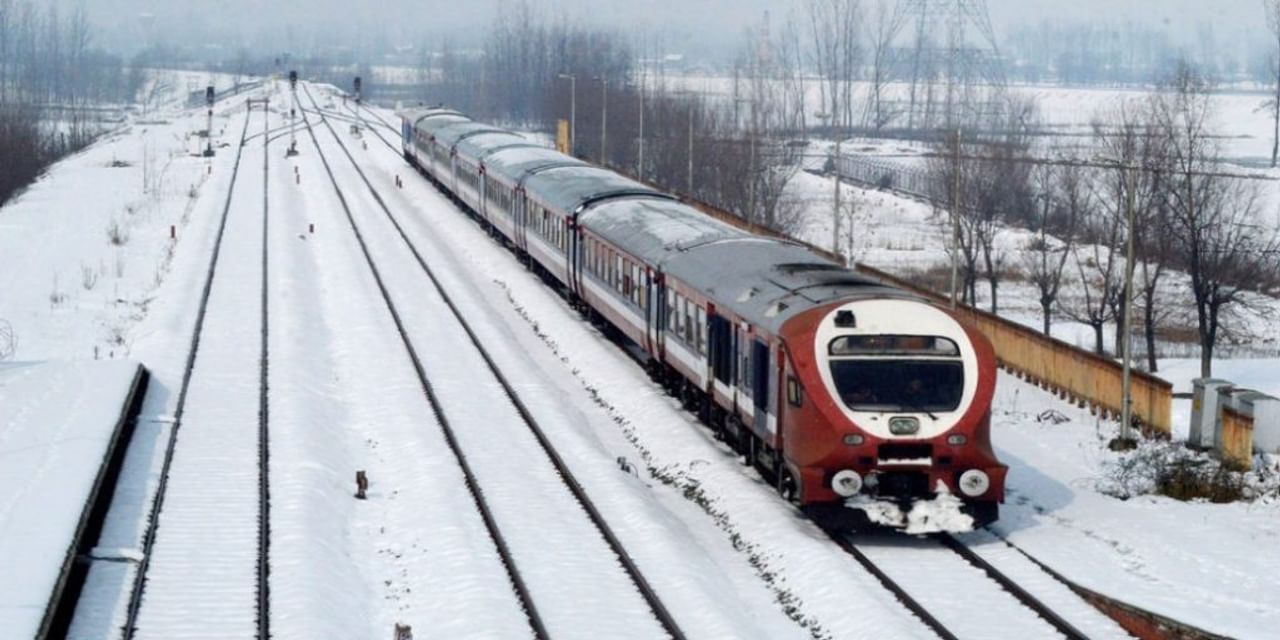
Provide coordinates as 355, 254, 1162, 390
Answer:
1092, 321, 1105, 355
1143, 299, 1158, 372
1273, 60, 1279, 168
1041, 299, 1052, 336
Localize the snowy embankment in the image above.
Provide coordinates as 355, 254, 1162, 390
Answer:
0, 360, 143, 638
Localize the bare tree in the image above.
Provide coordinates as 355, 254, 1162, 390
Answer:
864, 0, 905, 130
1154, 65, 1280, 375
1265, 0, 1280, 167
806, 0, 862, 132
1023, 158, 1084, 335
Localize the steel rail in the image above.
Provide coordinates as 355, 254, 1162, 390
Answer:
296, 89, 552, 640
304, 84, 686, 640
121, 104, 259, 640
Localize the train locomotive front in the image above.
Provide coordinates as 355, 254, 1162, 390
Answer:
778, 296, 1006, 529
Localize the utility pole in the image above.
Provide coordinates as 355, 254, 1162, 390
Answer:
637, 74, 645, 179
1117, 163, 1139, 448
687, 101, 694, 196
600, 77, 608, 166
833, 136, 842, 256
949, 128, 962, 308
558, 73, 576, 155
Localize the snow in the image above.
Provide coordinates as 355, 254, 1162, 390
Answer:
845, 483, 976, 535
3, 73, 1278, 640
989, 374, 1280, 639
0, 359, 142, 638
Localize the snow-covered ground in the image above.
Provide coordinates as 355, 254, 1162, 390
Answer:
3, 74, 1278, 639
0, 360, 142, 638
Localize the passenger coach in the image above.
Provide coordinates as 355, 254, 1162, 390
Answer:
399, 107, 1007, 529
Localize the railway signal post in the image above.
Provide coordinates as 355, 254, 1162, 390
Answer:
286, 71, 299, 157
203, 86, 216, 158
352, 76, 364, 137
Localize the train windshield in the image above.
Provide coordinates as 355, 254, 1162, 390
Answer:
829, 360, 963, 413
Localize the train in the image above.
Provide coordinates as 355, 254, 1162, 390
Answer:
397, 106, 1007, 529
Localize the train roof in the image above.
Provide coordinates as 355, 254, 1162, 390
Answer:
396, 107, 463, 125
454, 131, 536, 162
434, 122, 509, 148
483, 146, 583, 184
523, 165, 668, 215
578, 197, 746, 266
663, 239, 902, 334
416, 113, 472, 136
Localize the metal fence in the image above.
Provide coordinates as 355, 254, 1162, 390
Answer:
834, 154, 936, 202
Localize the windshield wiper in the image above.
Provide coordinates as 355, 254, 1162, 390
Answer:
899, 399, 938, 421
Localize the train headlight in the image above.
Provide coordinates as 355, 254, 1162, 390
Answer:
946, 434, 968, 446
831, 470, 863, 497
843, 434, 865, 446
958, 469, 990, 497
889, 417, 920, 435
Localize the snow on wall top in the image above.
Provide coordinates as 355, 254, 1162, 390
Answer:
0, 360, 143, 637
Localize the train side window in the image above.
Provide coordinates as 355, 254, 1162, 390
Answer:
667, 291, 678, 335
676, 295, 686, 340
696, 307, 707, 356
787, 377, 803, 407
683, 300, 694, 345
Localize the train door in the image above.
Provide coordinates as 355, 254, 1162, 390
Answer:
752, 339, 770, 437
653, 274, 665, 361
478, 167, 488, 225
514, 189, 527, 253
567, 219, 581, 298
708, 314, 733, 402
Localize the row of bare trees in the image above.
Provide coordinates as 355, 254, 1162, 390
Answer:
0, 0, 135, 204
931, 64, 1280, 377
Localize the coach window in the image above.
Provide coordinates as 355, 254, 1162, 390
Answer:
676, 296, 687, 341
683, 299, 694, 345
667, 291, 678, 335
696, 307, 707, 356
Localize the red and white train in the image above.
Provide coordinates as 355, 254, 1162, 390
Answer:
399, 107, 1007, 528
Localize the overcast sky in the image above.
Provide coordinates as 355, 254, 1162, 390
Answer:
81, 0, 1271, 58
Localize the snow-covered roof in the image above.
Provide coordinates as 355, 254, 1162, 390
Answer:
454, 131, 535, 164
579, 197, 745, 265
434, 122, 508, 148
396, 107, 462, 125
416, 113, 471, 135
482, 146, 583, 185
664, 239, 902, 334
523, 165, 665, 214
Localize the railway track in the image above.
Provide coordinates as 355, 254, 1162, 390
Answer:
299, 84, 685, 639
317, 87, 1101, 640
122, 98, 274, 639
828, 528, 1128, 639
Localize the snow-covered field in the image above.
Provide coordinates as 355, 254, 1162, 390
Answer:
2, 74, 1278, 639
